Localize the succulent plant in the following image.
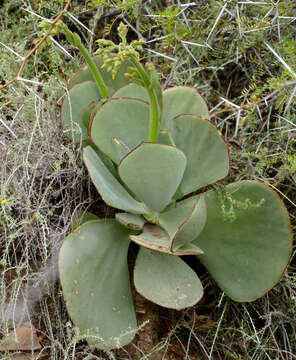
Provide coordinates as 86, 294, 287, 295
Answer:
58, 24, 293, 351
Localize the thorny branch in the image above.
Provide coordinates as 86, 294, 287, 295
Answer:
211, 80, 296, 117
0, 0, 72, 92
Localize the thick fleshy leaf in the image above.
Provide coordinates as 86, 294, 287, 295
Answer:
194, 181, 293, 302
158, 130, 174, 145
110, 137, 130, 162
61, 81, 101, 142
83, 146, 148, 214
82, 140, 118, 179
112, 83, 163, 127
90, 98, 150, 163
129, 224, 171, 253
171, 114, 229, 196
129, 224, 203, 255
174, 242, 204, 256
134, 247, 204, 309
158, 195, 207, 251
82, 100, 106, 131
119, 142, 187, 212
59, 219, 137, 350
112, 83, 149, 102
82, 101, 97, 129
161, 87, 209, 130
69, 56, 132, 90
115, 212, 146, 231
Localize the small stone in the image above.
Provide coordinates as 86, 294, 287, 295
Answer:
0, 322, 41, 351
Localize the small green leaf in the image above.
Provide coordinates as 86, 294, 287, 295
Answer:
83, 146, 148, 214
119, 142, 187, 212
59, 219, 137, 350
194, 181, 293, 302
171, 114, 229, 196
115, 212, 146, 231
161, 87, 209, 130
134, 247, 204, 309
91, 98, 150, 164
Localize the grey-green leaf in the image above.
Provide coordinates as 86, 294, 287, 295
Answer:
171, 114, 230, 196
158, 195, 207, 251
112, 83, 149, 102
158, 130, 174, 145
83, 146, 148, 214
82, 101, 97, 129
119, 142, 187, 212
129, 223, 171, 254
110, 137, 130, 162
161, 87, 209, 130
61, 81, 101, 142
59, 219, 137, 350
129, 223, 203, 255
134, 247, 204, 309
194, 181, 293, 302
82, 140, 118, 179
90, 98, 150, 164
115, 212, 146, 231
174, 242, 204, 255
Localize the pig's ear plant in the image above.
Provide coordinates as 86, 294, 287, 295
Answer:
58, 23, 293, 351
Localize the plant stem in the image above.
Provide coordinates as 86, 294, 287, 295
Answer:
65, 29, 109, 99
77, 42, 109, 99
130, 58, 160, 142
146, 87, 160, 142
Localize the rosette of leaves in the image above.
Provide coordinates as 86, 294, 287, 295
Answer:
58, 25, 292, 351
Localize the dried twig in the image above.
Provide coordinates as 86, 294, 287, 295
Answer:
0, 0, 72, 92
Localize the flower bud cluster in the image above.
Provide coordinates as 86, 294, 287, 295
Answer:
95, 23, 145, 79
